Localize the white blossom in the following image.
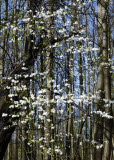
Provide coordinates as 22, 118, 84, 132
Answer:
43, 112, 48, 116
50, 139, 55, 143
20, 100, 26, 105
39, 107, 43, 111
12, 115, 19, 118
51, 108, 56, 113
39, 137, 44, 142
91, 48, 99, 51
11, 79, 19, 83
55, 148, 63, 155
31, 93, 35, 100
2, 113, 8, 117
30, 72, 37, 77
29, 111, 34, 116
9, 105, 15, 108
8, 94, 17, 98
96, 144, 103, 149
22, 67, 28, 70
47, 148, 51, 154
47, 119, 51, 122
93, 110, 113, 119
39, 115, 44, 120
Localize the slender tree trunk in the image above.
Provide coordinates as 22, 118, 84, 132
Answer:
0, 0, 8, 78
93, 1, 113, 159
44, 49, 53, 160
38, 53, 44, 160
102, 1, 113, 159
0, 0, 2, 79
44, 1, 54, 159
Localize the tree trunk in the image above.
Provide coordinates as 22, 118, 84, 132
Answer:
44, 1, 54, 159
94, 1, 113, 159
102, 1, 113, 159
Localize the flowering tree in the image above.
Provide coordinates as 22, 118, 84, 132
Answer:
0, 0, 113, 160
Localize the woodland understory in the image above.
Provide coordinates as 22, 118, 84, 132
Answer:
0, 0, 114, 160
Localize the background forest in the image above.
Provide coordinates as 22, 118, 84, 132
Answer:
0, 0, 114, 160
